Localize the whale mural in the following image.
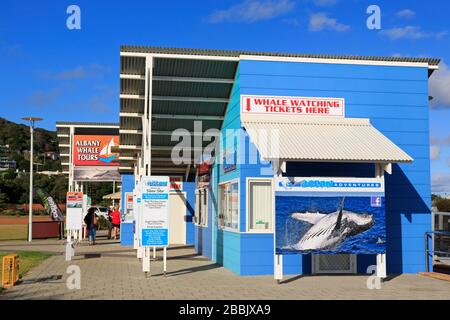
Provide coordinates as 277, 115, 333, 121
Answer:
275, 177, 386, 255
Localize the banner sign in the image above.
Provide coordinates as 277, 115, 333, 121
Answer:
73, 135, 119, 166
275, 177, 385, 255
66, 192, 83, 230
34, 188, 64, 222
241, 95, 345, 117
140, 176, 170, 247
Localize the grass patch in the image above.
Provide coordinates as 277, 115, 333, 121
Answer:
0, 225, 27, 241
0, 251, 52, 291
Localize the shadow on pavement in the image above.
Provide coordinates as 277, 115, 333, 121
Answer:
152, 263, 222, 277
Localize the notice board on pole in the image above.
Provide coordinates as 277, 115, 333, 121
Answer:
66, 192, 83, 230
140, 176, 169, 247
275, 177, 386, 255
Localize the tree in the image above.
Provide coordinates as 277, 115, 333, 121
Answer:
0, 192, 8, 209
435, 198, 450, 212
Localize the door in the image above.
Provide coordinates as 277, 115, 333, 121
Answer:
312, 254, 357, 274
169, 192, 186, 245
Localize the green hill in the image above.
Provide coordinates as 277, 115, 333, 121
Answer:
0, 117, 60, 171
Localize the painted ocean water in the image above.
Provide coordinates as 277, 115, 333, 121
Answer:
275, 196, 386, 255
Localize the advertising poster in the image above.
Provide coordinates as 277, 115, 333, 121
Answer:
73, 166, 121, 182
66, 192, 83, 230
275, 177, 386, 255
72, 135, 121, 182
73, 135, 119, 166
140, 176, 170, 247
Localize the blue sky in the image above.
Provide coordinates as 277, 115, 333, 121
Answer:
1, 0, 450, 192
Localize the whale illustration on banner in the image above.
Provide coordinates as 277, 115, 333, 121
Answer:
290, 202, 375, 251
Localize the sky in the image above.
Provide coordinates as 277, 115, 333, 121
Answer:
0, 0, 450, 192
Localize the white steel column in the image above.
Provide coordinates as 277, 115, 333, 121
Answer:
68, 126, 75, 192
375, 163, 387, 278
273, 160, 284, 283
28, 122, 34, 242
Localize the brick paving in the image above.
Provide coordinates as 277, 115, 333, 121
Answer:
1, 237, 450, 300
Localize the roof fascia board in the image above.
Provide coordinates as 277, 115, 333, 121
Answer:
240, 54, 433, 69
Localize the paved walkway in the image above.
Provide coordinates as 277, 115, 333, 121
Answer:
1, 237, 450, 300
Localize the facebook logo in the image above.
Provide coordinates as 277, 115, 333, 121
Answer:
371, 196, 382, 207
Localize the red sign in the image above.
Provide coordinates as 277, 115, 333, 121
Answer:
169, 177, 183, 190
73, 135, 119, 166
241, 95, 345, 117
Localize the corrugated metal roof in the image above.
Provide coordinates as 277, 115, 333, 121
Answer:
152, 81, 232, 98
152, 100, 227, 116
154, 58, 238, 78
120, 56, 145, 75
121, 45, 440, 66
241, 115, 413, 163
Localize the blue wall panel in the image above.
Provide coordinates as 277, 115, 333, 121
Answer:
120, 173, 135, 247
237, 59, 431, 275
182, 182, 196, 245
120, 173, 134, 213
200, 59, 431, 276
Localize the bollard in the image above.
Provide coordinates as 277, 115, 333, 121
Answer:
65, 241, 73, 261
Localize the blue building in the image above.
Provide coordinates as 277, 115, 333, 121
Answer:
118, 46, 439, 276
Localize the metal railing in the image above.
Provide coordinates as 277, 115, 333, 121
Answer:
425, 230, 450, 272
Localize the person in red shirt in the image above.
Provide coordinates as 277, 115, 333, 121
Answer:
110, 204, 121, 240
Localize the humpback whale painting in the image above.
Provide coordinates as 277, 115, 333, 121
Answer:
275, 195, 386, 255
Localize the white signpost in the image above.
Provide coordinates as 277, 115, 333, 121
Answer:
140, 176, 170, 276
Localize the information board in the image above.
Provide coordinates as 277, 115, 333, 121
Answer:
140, 176, 170, 247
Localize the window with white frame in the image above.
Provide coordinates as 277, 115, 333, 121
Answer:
218, 181, 239, 230
195, 188, 208, 227
248, 179, 273, 232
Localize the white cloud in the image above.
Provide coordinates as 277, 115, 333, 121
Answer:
396, 9, 416, 19
380, 26, 448, 40
28, 89, 61, 107
430, 61, 450, 109
208, 0, 295, 23
39, 64, 110, 80
311, 0, 338, 6
308, 13, 350, 32
431, 173, 450, 193
430, 145, 441, 160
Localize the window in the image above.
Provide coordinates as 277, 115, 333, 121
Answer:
248, 179, 273, 232
195, 188, 208, 227
218, 181, 239, 230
